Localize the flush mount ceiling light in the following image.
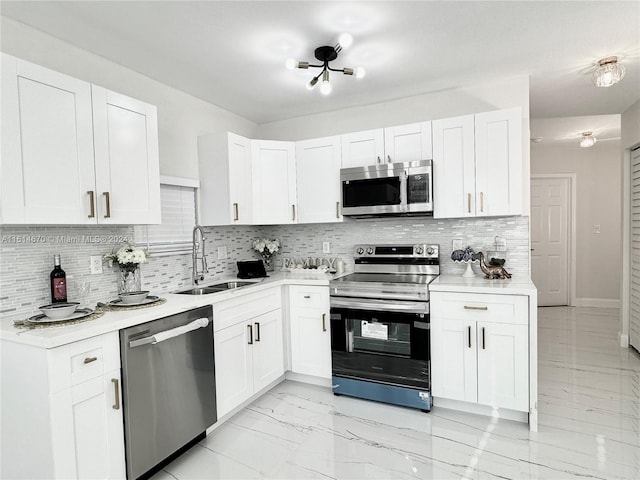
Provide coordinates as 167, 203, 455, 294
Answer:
286, 33, 365, 95
592, 56, 626, 87
579, 131, 597, 148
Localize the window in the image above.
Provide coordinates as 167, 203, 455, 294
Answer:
134, 178, 197, 255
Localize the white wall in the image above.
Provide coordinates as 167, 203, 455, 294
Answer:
530, 137, 622, 303
620, 99, 640, 345
0, 17, 258, 179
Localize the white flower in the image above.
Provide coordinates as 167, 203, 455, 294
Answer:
105, 243, 148, 267
252, 238, 280, 256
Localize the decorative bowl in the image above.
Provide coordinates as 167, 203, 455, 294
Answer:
39, 302, 80, 319
118, 291, 150, 304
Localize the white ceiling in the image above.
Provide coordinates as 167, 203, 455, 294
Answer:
1, 0, 639, 135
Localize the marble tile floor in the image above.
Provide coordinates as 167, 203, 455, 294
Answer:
152, 307, 640, 480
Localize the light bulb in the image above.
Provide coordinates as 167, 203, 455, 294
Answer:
285, 58, 296, 70
320, 79, 332, 95
579, 132, 597, 148
338, 33, 353, 49
355, 67, 366, 79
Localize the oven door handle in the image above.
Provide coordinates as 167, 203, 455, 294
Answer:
330, 297, 429, 314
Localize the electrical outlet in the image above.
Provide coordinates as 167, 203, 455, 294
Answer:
217, 246, 228, 260
322, 241, 331, 253
89, 255, 103, 274
452, 238, 464, 251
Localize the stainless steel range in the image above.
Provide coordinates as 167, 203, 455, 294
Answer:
329, 243, 439, 411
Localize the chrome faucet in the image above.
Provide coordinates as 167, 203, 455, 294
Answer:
192, 225, 208, 284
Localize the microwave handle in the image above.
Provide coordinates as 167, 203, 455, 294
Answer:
400, 170, 408, 212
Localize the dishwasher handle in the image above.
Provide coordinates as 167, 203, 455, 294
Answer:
128, 317, 210, 348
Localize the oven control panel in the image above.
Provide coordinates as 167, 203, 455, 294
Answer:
353, 244, 439, 258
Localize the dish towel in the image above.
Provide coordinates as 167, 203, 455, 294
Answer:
151, 317, 209, 344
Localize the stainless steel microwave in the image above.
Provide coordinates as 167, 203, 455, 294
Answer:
340, 160, 433, 217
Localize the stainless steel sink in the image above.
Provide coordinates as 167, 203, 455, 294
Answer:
175, 280, 255, 295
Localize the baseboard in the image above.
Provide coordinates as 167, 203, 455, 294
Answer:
285, 371, 332, 387
573, 297, 621, 308
432, 397, 529, 424
618, 332, 630, 348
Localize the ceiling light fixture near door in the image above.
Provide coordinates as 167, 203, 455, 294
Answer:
286, 33, 366, 95
592, 56, 625, 87
579, 131, 597, 148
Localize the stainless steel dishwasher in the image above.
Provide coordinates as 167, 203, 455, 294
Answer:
120, 305, 216, 480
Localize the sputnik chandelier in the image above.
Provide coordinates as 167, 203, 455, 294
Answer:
286, 33, 365, 95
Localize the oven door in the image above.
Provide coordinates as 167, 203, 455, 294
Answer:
330, 297, 430, 390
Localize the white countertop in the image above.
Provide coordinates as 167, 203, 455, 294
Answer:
0, 272, 330, 349
430, 274, 537, 296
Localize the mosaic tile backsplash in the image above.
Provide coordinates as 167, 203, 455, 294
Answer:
0, 216, 528, 319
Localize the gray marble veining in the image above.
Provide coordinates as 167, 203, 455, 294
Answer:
152, 306, 639, 480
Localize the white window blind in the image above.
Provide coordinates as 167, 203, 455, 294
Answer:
134, 184, 196, 255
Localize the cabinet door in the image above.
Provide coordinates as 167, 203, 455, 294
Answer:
252, 309, 285, 391
432, 115, 475, 218
228, 132, 253, 224
92, 87, 161, 224
476, 322, 529, 411
50, 372, 126, 480
383, 122, 432, 164
341, 129, 384, 168
474, 108, 522, 216
251, 140, 297, 224
214, 322, 254, 418
290, 307, 332, 378
1, 53, 96, 224
430, 317, 477, 403
296, 136, 343, 223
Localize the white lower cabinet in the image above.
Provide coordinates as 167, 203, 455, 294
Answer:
0, 332, 125, 479
431, 291, 529, 412
288, 285, 332, 379
213, 287, 284, 418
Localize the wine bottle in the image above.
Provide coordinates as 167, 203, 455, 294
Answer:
50, 254, 67, 303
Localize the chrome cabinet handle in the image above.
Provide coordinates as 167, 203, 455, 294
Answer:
467, 326, 471, 348
111, 378, 120, 410
247, 324, 253, 345
322, 313, 327, 332
254, 322, 261, 342
84, 356, 98, 364
482, 327, 486, 350
304, 295, 311, 299
377, 156, 381, 163
292, 204, 296, 221
467, 193, 471, 213
464, 306, 488, 311
103, 192, 111, 218
233, 203, 239, 221
336, 201, 340, 218
87, 191, 95, 218
387, 155, 392, 163
480, 192, 484, 212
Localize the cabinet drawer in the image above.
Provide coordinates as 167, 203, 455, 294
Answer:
432, 292, 528, 325
289, 286, 329, 310
213, 286, 282, 331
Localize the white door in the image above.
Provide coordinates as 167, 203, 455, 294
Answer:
251, 309, 284, 391
476, 322, 529, 411
296, 136, 343, 223
92, 87, 161, 224
251, 140, 297, 224
341, 129, 385, 168
1, 53, 96, 224
383, 121, 432, 164
630, 147, 640, 351
214, 322, 253, 418
228, 132, 253, 224
432, 114, 476, 218
531, 177, 570, 306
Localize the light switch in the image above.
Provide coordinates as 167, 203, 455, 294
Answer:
217, 246, 228, 259
322, 241, 331, 253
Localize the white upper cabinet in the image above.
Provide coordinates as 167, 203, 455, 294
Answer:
0, 54, 161, 225
92, 87, 161, 224
295, 136, 343, 224
432, 108, 522, 218
1, 53, 96, 224
198, 132, 253, 225
383, 121, 432, 164
251, 140, 297, 225
341, 129, 385, 168
341, 122, 432, 168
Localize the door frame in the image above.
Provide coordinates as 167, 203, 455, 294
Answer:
531, 174, 577, 307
